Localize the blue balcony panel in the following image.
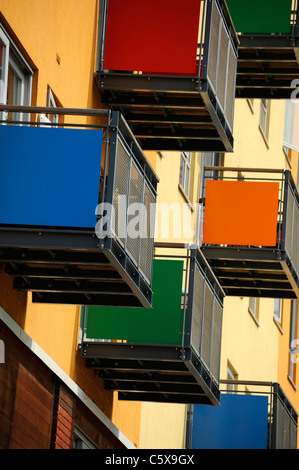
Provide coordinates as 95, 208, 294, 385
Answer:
0, 107, 158, 308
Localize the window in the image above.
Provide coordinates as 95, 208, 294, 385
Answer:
0, 27, 9, 104
283, 100, 299, 153
46, 88, 59, 125
179, 151, 191, 197
274, 298, 282, 325
73, 427, 97, 449
196, 152, 222, 246
248, 297, 260, 324
289, 300, 297, 383
259, 98, 270, 144
0, 24, 33, 121
227, 363, 238, 393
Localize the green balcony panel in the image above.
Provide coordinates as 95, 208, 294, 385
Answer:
85, 259, 184, 345
226, 0, 293, 35
82, 248, 225, 405
226, 0, 299, 98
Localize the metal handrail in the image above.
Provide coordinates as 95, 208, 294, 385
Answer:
0, 103, 110, 117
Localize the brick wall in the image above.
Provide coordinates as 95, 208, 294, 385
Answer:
51, 381, 76, 449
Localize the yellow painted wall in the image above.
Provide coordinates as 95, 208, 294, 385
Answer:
220, 296, 280, 385
0, 0, 102, 110
0, 0, 141, 447
139, 403, 187, 449
226, 99, 289, 170
154, 151, 200, 244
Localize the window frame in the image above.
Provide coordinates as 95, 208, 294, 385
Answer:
73, 426, 98, 449
46, 88, 59, 125
289, 300, 297, 384
248, 297, 260, 325
179, 151, 191, 198
274, 298, 282, 325
0, 23, 33, 122
0, 27, 9, 105
226, 363, 238, 394
259, 98, 270, 145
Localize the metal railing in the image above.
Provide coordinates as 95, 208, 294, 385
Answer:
97, 0, 238, 131
283, 170, 299, 281
200, 167, 294, 252
81, 242, 225, 384
219, 381, 298, 449
153, 243, 225, 385
201, 0, 238, 131
0, 104, 158, 286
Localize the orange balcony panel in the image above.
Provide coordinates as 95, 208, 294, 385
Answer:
202, 180, 280, 247
104, 0, 201, 75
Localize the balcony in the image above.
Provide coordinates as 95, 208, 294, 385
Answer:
188, 381, 298, 449
81, 245, 225, 405
201, 168, 299, 299
0, 105, 158, 308
226, 0, 299, 98
96, 0, 238, 152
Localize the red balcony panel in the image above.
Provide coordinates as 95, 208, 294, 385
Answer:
104, 0, 201, 75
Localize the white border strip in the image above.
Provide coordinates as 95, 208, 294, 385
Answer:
0, 306, 135, 450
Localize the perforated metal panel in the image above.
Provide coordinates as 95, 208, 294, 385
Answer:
291, 419, 297, 449
139, 182, 155, 283
275, 396, 284, 448
126, 161, 144, 267
274, 391, 298, 449
216, 21, 229, 110
206, 0, 237, 131
112, 137, 130, 246
111, 135, 156, 283
207, 0, 221, 93
210, 299, 222, 382
292, 200, 299, 273
285, 183, 299, 275
190, 265, 205, 355
225, 44, 237, 130
201, 284, 214, 371
190, 259, 223, 383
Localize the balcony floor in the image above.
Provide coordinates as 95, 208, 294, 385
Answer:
235, 36, 299, 99
82, 342, 220, 405
99, 74, 234, 152
201, 246, 299, 299
0, 226, 152, 308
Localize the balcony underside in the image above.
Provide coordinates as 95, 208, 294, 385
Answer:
201, 246, 299, 299
0, 227, 152, 308
235, 36, 299, 98
83, 343, 220, 405
99, 75, 234, 152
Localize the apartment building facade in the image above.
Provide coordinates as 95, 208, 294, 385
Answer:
0, 0, 298, 450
